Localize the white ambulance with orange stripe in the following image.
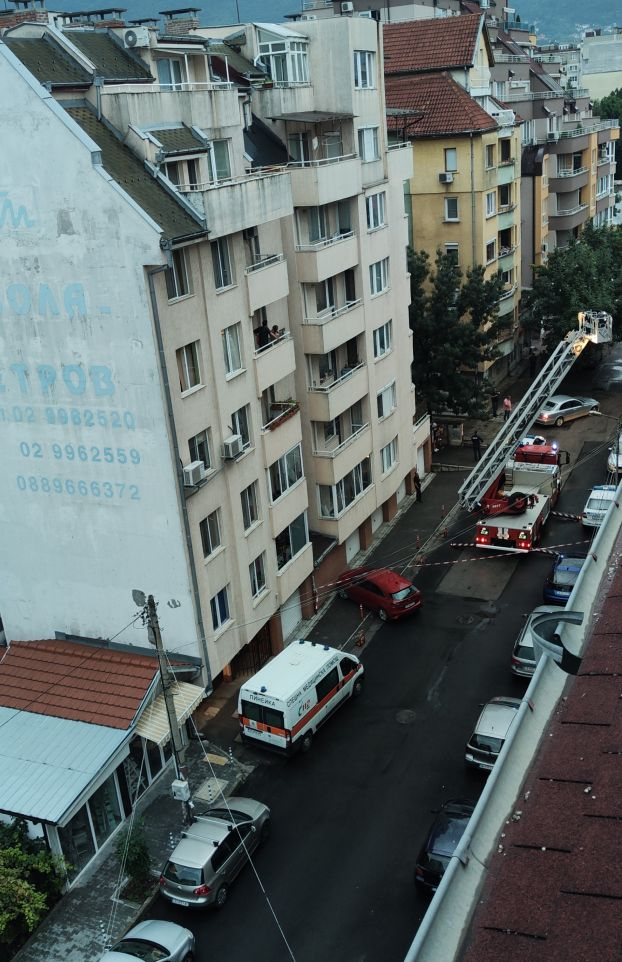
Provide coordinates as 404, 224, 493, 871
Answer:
238, 639, 364, 754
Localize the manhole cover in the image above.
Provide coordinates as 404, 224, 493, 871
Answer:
457, 614, 475, 626
396, 709, 417, 725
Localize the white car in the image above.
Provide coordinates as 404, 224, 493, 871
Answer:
465, 697, 521, 770
100, 919, 195, 961
582, 484, 617, 528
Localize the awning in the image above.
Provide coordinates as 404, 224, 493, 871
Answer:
135, 682, 207, 746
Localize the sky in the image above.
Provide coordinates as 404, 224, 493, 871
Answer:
9, 0, 301, 27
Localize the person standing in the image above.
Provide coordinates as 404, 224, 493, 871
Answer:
490, 390, 500, 418
254, 319, 270, 348
471, 431, 482, 461
413, 469, 422, 502
503, 395, 512, 422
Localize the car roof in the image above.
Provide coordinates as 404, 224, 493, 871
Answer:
515, 605, 560, 650
428, 803, 474, 857
366, 568, 413, 591
168, 818, 232, 867
474, 698, 521, 738
202, 797, 265, 821
554, 554, 587, 571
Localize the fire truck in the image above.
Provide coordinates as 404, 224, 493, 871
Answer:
458, 310, 613, 553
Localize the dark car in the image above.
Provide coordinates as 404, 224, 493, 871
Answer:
414, 799, 475, 894
543, 553, 587, 605
336, 566, 422, 621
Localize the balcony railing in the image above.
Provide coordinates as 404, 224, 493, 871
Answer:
554, 203, 589, 216
555, 166, 588, 177
498, 202, 517, 214
253, 329, 290, 357
303, 299, 362, 325
245, 253, 283, 274
177, 170, 281, 193
498, 283, 517, 301
261, 400, 300, 432
498, 245, 516, 257
312, 422, 370, 458
388, 141, 411, 151
295, 230, 354, 252
498, 158, 515, 167
560, 120, 620, 138
309, 361, 364, 392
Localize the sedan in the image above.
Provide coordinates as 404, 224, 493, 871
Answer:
543, 553, 587, 605
336, 566, 422, 621
535, 394, 599, 427
414, 799, 475, 894
465, 697, 521, 771
100, 920, 195, 961
511, 605, 561, 678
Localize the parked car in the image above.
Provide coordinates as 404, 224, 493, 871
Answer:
535, 395, 599, 427
100, 919, 195, 961
336, 566, 422, 621
159, 797, 270, 909
606, 435, 622, 476
414, 799, 475, 894
543, 553, 587, 605
582, 484, 617, 528
511, 605, 560, 678
465, 697, 521, 771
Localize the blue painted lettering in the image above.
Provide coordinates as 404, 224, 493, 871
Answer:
36, 365, 56, 396
7, 284, 31, 315
0, 192, 36, 230
9, 363, 29, 395
62, 365, 87, 396
0, 282, 87, 320
0, 363, 115, 399
63, 284, 87, 319
90, 365, 115, 397
38, 285, 60, 317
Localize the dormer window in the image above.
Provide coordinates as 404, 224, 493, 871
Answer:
258, 31, 308, 84
156, 58, 186, 90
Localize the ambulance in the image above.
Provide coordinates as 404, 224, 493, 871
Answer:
238, 639, 364, 753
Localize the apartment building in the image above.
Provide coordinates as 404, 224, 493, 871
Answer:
384, 14, 523, 379
1, 5, 420, 684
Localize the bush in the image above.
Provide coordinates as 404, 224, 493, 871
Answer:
114, 819, 152, 889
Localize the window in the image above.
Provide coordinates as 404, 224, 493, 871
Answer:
354, 50, 375, 88
444, 147, 458, 172
231, 405, 251, 448
376, 381, 397, 419
373, 320, 392, 358
189, 429, 212, 471
308, 206, 328, 243
500, 139, 512, 163
318, 457, 372, 518
369, 258, 389, 295
358, 126, 380, 162
366, 192, 386, 230
207, 140, 231, 183
165, 248, 192, 300
316, 277, 335, 314
199, 510, 221, 558
316, 667, 339, 702
156, 58, 184, 90
486, 239, 496, 263
249, 554, 266, 597
380, 437, 398, 473
486, 192, 496, 217
222, 323, 243, 376
445, 243, 459, 264
498, 184, 512, 209
212, 237, 234, 290
176, 341, 201, 393
288, 131, 310, 165
485, 144, 495, 169
275, 511, 309, 569
269, 443, 303, 501
210, 586, 230, 630
259, 36, 308, 83
444, 197, 459, 221
164, 161, 180, 185
241, 481, 259, 530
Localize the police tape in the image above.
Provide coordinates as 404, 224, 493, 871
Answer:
405, 538, 594, 567
550, 511, 582, 521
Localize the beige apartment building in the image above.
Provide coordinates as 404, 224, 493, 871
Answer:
1, 4, 422, 685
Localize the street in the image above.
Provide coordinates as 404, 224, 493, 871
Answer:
145, 361, 620, 962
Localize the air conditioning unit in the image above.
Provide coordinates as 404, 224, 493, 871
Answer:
480, 0, 490, 7
183, 460, 206, 486
547, 131, 560, 141
300, 14, 317, 19
358, 9, 373, 15
341, 1, 354, 11
222, 434, 244, 460
439, 172, 454, 184
123, 26, 150, 48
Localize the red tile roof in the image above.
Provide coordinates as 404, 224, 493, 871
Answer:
386, 73, 497, 137
383, 14, 483, 75
0, 639, 159, 729
460, 539, 622, 962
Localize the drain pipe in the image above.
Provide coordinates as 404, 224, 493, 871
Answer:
147, 261, 212, 693
470, 131, 476, 267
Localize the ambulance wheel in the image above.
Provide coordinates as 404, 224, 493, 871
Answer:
555, 416, 564, 427
379, 608, 389, 621
300, 731, 313, 753
215, 883, 229, 909
353, 677, 364, 697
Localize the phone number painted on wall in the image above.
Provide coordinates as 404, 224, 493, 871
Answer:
19, 442, 141, 465
0, 406, 136, 428
16, 476, 140, 500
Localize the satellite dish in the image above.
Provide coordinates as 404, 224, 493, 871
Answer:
132, 589, 146, 606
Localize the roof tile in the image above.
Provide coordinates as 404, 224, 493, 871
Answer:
383, 14, 482, 75
386, 72, 497, 138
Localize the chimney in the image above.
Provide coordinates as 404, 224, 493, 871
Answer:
0, 0, 50, 29
160, 6, 200, 36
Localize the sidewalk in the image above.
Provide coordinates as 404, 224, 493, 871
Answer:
15, 367, 530, 962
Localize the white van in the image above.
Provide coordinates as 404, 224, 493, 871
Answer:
238, 639, 364, 754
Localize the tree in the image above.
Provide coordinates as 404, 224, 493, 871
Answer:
594, 88, 622, 175
408, 248, 502, 415
0, 819, 64, 952
115, 818, 152, 894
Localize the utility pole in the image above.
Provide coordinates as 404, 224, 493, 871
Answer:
146, 594, 194, 825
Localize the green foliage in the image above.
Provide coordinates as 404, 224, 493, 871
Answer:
0, 819, 64, 949
408, 247, 502, 415
115, 818, 152, 887
594, 89, 622, 174
522, 225, 621, 349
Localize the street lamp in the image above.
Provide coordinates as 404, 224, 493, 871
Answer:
588, 410, 622, 480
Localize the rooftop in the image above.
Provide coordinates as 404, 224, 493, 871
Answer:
383, 13, 484, 76
386, 72, 498, 138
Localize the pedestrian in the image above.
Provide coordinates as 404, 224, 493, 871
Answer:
431, 421, 439, 453
269, 324, 281, 342
254, 319, 270, 348
413, 468, 422, 502
490, 390, 500, 418
503, 395, 512, 422
471, 431, 482, 461
529, 349, 537, 379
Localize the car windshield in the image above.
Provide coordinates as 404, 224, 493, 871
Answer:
111, 939, 169, 961
422, 852, 449, 880
392, 585, 417, 602
470, 733, 503, 754
587, 495, 611, 512
542, 401, 556, 411
514, 640, 534, 661
552, 562, 583, 587
162, 860, 202, 885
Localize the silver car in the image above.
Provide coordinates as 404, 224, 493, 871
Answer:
511, 605, 560, 677
100, 919, 195, 961
159, 797, 270, 910
606, 434, 622, 475
535, 394, 599, 427
465, 697, 521, 770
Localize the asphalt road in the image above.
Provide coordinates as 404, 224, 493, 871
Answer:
146, 362, 620, 962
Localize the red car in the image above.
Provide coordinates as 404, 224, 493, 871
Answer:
336, 567, 422, 621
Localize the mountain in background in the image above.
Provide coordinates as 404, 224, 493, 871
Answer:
515, 0, 620, 43
28, 0, 300, 28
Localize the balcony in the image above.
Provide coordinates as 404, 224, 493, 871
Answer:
261, 407, 302, 466
301, 300, 365, 356
295, 231, 358, 284
100, 83, 239, 133
289, 155, 362, 208
497, 204, 518, 230
245, 254, 289, 313
253, 331, 296, 396
549, 203, 589, 230
314, 484, 376, 542
498, 245, 517, 264
311, 424, 371, 486
497, 162, 516, 186
276, 542, 313, 607
307, 363, 368, 422
387, 141, 413, 181
179, 170, 293, 238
